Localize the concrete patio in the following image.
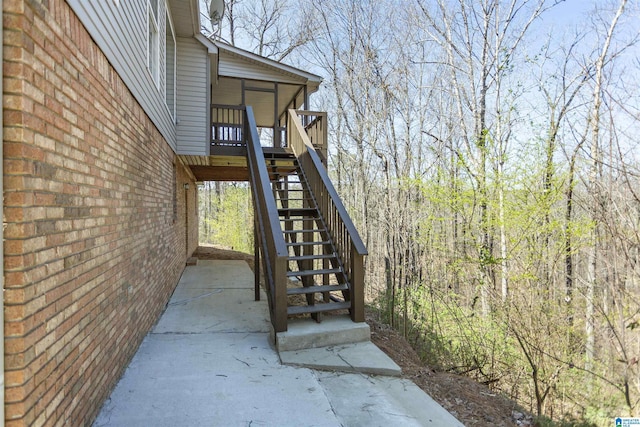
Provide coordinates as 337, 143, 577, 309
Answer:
93, 259, 463, 426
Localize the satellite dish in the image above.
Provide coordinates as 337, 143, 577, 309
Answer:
209, 0, 224, 24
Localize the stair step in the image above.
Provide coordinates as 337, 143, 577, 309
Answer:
287, 241, 331, 247
287, 268, 342, 278
287, 301, 351, 315
280, 217, 320, 222
277, 205, 314, 209
287, 283, 349, 295
265, 158, 295, 161
289, 254, 336, 261
262, 151, 295, 159
265, 160, 295, 164
284, 229, 325, 234
266, 163, 296, 167
278, 208, 317, 216
269, 177, 298, 182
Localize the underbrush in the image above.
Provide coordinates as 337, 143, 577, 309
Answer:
372, 285, 629, 427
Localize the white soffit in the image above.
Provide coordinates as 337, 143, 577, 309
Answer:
168, 0, 200, 37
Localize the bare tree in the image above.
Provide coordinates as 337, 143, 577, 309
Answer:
204, 0, 640, 420
584, 0, 628, 371
415, 0, 557, 310
215, 0, 316, 61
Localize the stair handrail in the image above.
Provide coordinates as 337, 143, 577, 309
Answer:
287, 109, 367, 323
245, 106, 289, 332
296, 110, 328, 165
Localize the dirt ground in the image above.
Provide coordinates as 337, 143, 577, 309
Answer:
194, 245, 531, 426
366, 313, 532, 426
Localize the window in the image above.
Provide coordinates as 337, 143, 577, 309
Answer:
147, 0, 160, 85
165, 12, 176, 119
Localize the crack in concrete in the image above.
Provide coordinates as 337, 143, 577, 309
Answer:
312, 370, 346, 427
168, 289, 223, 306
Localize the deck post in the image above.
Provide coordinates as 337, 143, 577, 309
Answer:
350, 246, 365, 323
254, 215, 260, 301
274, 256, 288, 332
273, 82, 279, 147
303, 85, 308, 111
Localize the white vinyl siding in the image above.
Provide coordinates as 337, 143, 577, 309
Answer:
176, 37, 209, 156
165, 13, 176, 119
67, 0, 177, 150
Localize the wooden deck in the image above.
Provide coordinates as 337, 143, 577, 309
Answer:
179, 147, 296, 181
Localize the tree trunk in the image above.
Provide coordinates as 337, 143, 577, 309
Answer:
585, 0, 627, 370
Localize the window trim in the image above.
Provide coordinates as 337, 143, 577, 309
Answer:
164, 8, 177, 121
147, 0, 160, 88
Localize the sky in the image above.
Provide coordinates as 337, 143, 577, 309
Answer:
199, 0, 636, 45
542, 0, 593, 26
538, 0, 638, 36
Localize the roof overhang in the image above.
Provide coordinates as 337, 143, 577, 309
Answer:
167, 0, 202, 37
206, 41, 323, 127
168, 1, 324, 128
214, 42, 322, 87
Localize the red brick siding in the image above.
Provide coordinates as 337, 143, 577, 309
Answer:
3, 0, 197, 425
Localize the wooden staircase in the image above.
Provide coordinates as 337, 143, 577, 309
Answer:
264, 150, 352, 320
245, 106, 365, 332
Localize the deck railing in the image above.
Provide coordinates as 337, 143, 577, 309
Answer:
211, 105, 328, 158
297, 111, 328, 165
287, 109, 367, 322
211, 105, 244, 148
245, 106, 289, 332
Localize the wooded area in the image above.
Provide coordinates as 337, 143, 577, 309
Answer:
199, 182, 253, 253
201, 0, 640, 424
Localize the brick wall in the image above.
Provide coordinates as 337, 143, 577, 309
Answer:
178, 158, 200, 259
3, 0, 197, 425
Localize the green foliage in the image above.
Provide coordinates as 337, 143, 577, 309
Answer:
375, 280, 633, 426
377, 284, 522, 386
199, 183, 254, 253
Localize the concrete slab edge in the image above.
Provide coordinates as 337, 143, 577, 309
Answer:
279, 342, 402, 377
272, 317, 372, 352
